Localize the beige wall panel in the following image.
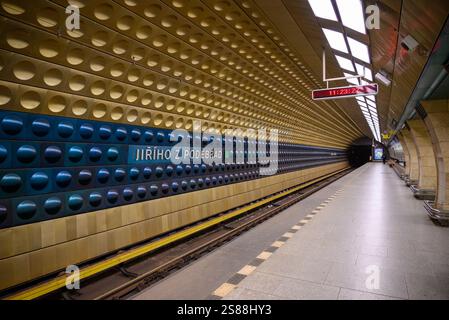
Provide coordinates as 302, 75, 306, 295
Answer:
400, 129, 420, 180
397, 133, 411, 175
422, 100, 449, 209
408, 119, 437, 190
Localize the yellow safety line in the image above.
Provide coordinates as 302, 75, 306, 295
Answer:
4, 168, 348, 300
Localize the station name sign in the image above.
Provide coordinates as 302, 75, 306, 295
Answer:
128, 145, 223, 164
312, 84, 378, 101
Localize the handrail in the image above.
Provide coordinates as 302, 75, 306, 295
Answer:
424, 200, 449, 224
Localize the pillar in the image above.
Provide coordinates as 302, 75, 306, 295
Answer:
407, 119, 437, 192
397, 132, 410, 176
422, 100, 449, 210
400, 128, 420, 183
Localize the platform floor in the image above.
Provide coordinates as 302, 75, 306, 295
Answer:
132, 163, 449, 300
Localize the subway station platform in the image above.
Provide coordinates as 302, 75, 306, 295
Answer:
133, 163, 449, 300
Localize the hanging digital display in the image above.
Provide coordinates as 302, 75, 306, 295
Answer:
312, 84, 378, 101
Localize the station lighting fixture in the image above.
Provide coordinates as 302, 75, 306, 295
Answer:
355, 63, 373, 81
307, 0, 337, 21
335, 55, 356, 72
322, 28, 348, 53
361, 79, 370, 86
336, 0, 367, 34
366, 100, 376, 108
343, 73, 360, 85
347, 37, 371, 63
358, 101, 368, 108
309, 0, 381, 141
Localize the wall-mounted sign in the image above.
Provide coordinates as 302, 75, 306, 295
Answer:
312, 84, 378, 101
374, 148, 384, 161
128, 145, 223, 164
381, 130, 395, 140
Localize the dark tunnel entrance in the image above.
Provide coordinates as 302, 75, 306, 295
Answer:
348, 137, 374, 168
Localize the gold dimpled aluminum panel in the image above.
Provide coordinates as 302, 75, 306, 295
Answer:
0, 0, 362, 147
0, 0, 360, 290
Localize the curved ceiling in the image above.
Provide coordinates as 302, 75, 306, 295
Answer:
1, 0, 447, 148
255, 0, 449, 142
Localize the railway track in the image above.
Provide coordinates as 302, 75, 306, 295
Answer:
2, 168, 352, 300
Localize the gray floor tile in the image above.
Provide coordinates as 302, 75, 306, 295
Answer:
133, 164, 449, 300
355, 253, 432, 276
325, 262, 409, 299
338, 288, 401, 300
223, 287, 283, 300
257, 254, 333, 283
406, 273, 449, 300
357, 245, 389, 257
237, 271, 284, 294
273, 278, 340, 300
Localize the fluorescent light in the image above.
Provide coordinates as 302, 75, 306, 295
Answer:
322, 28, 348, 53
335, 55, 355, 72
356, 97, 365, 102
336, 0, 366, 34
308, 0, 337, 21
361, 79, 371, 86
347, 37, 370, 63
355, 63, 373, 81
367, 100, 376, 108
344, 73, 359, 85
366, 95, 376, 102
365, 70, 373, 81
